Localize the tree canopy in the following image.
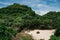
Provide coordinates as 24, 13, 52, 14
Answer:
0, 3, 60, 32
0, 25, 17, 40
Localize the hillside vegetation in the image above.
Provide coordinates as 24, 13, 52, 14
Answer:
0, 3, 42, 32
0, 3, 60, 40
0, 3, 60, 31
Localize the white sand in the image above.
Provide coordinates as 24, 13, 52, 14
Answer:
25, 29, 55, 40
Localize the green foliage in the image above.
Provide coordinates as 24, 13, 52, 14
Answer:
50, 35, 60, 40
54, 27, 60, 36
57, 37, 60, 40
0, 3, 60, 40
18, 33, 33, 40
43, 11, 60, 29
50, 35, 57, 40
21, 36, 33, 40
0, 3, 60, 32
0, 3, 42, 32
0, 25, 17, 40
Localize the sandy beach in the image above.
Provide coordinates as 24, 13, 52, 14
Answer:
25, 30, 55, 40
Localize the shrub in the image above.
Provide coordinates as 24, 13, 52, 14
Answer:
50, 35, 57, 40
54, 27, 60, 36
0, 25, 17, 40
16, 33, 33, 40
40, 39, 44, 40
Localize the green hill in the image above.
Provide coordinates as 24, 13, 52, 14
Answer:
43, 11, 60, 29
0, 3, 60, 32
0, 3, 42, 32
0, 3, 60, 40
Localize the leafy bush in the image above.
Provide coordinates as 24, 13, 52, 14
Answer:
20, 34, 33, 40
16, 33, 33, 40
50, 35, 57, 40
54, 27, 60, 36
57, 37, 60, 40
0, 25, 17, 40
50, 35, 60, 40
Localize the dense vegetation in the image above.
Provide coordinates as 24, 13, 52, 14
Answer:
50, 35, 60, 40
15, 33, 33, 40
43, 11, 60, 29
0, 3, 60, 40
0, 3, 60, 31
0, 25, 17, 40
0, 3, 42, 31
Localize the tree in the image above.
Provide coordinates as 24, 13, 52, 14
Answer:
54, 27, 60, 36
0, 25, 17, 40
50, 35, 57, 40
